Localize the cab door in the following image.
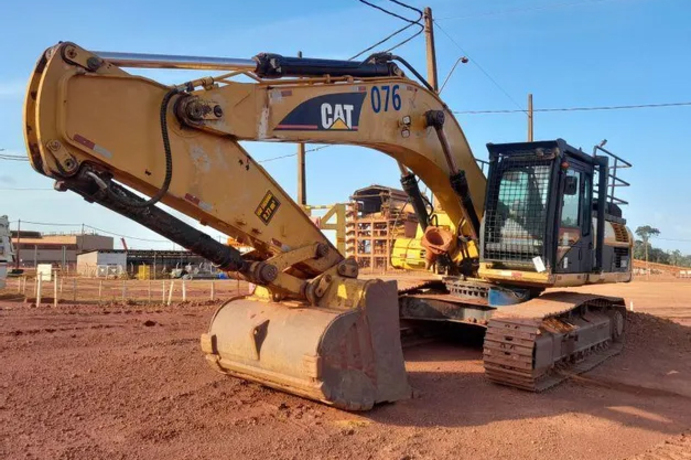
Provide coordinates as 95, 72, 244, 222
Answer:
555, 157, 593, 274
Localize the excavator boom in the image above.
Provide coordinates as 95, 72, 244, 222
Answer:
24, 42, 484, 409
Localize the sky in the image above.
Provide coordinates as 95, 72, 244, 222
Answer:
0, 0, 690, 252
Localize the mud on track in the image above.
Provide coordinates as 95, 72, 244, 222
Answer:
0, 280, 690, 460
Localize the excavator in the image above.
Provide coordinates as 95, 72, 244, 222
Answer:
24, 42, 632, 410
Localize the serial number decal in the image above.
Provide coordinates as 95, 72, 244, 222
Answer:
255, 191, 281, 225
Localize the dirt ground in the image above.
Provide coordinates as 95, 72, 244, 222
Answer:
1, 279, 690, 460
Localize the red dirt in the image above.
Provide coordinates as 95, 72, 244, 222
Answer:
0, 280, 690, 460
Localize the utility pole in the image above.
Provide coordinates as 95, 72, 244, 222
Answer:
424, 7, 440, 209
528, 93, 534, 141
424, 7, 439, 92
296, 50, 307, 206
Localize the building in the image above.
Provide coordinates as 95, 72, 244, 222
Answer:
77, 249, 213, 278
11, 231, 114, 270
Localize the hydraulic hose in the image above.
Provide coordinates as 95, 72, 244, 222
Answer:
105, 87, 180, 208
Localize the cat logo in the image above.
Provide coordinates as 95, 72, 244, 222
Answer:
275, 91, 366, 132
320, 103, 355, 130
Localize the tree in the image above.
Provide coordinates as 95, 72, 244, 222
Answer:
635, 225, 660, 274
669, 249, 683, 267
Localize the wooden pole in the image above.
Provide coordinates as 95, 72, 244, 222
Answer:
72, 278, 77, 303
210, 279, 215, 301
296, 50, 307, 206
161, 280, 166, 303
167, 280, 174, 306
182, 280, 187, 302
424, 7, 439, 92
528, 93, 534, 141
148, 280, 152, 303
53, 274, 58, 308
98, 280, 103, 302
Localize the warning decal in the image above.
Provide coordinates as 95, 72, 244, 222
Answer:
255, 191, 281, 225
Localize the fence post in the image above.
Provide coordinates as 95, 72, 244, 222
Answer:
148, 280, 152, 304
167, 280, 175, 306
36, 276, 42, 307
72, 278, 77, 303
54, 274, 58, 308
161, 281, 166, 303
98, 280, 103, 302
210, 280, 215, 301
22, 277, 26, 294
182, 280, 187, 302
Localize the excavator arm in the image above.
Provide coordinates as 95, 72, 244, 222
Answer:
25, 42, 486, 410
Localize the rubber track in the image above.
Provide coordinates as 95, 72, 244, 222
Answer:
483, 292, 626, 391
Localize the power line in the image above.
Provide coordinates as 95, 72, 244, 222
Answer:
13, 220, 169, 242
259, 145, 332, 163
83, 224, 169, 243
19, 220, 81, 227
0, 188, 53, 191
433, 20, 527, 115
0, 154, 29, 161
350, 0, 424, 60
454, 101, 691, 115
436, 0, 629, 21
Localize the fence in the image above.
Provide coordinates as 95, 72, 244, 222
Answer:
4, 275, 250, 307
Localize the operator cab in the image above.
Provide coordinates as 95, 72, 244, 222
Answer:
480, 139, 631, 285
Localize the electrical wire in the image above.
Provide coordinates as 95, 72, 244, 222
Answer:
350, 0, 424, 61
83, 224, 170, 243
454, 101, 691, 115
436, 0, 629, 21
0, 154, 29, 161
13, 219, 170, 242
434, 20, 528, 115
258, 145, 333, 163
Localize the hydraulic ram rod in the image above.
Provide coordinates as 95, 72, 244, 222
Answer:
94, 51, 400, 78
94, 51, 257, 71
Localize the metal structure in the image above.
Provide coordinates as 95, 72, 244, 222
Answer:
346, 186, 418, 272
301, 203, 347, 255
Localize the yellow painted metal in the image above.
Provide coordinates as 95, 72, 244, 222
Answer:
22, 41, 631, 410
202, 279, 410, 410
302, 204, 347, 255
137, 265, 151, 280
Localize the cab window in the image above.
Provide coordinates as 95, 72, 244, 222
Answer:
561, 170, 581, 228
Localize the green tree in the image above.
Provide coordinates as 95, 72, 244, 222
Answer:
635, 225, 660, 271
669, 249, 683, 266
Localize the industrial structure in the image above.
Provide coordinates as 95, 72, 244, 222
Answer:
345, 185, 418, 272
77, 249, 213, 278
11, 230, 113, 270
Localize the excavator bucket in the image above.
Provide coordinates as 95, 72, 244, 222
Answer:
200, 280, 411, 411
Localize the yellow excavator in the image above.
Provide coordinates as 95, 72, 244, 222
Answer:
24, 42, 632, 410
